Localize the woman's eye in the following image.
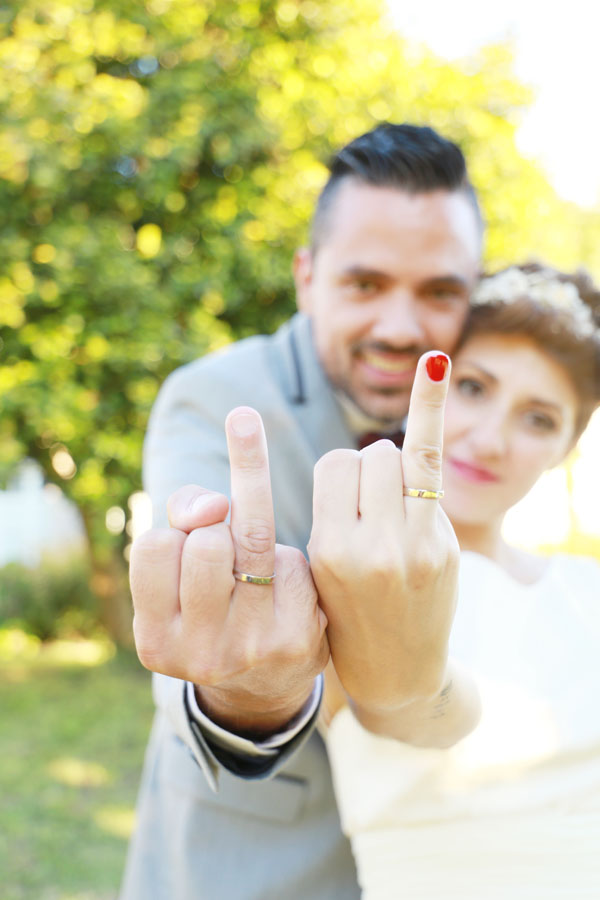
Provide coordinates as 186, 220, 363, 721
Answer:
524, 412, 557, 432
457, 377, 484, 398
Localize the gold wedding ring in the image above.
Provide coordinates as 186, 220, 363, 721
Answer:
233, 570, 276, 585
403, 487, 444, 500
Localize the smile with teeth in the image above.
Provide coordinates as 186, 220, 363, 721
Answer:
361, 350, 414, 374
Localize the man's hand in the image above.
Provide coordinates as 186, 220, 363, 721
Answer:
131, 406, 329, 737
308, 352, 461, 723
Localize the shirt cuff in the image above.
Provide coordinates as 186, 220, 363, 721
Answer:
185, 675, 324, 759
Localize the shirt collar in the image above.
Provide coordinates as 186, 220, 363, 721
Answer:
333, 389, 407, 438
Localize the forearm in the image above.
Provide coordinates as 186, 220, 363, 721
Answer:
347, 658, 481, 749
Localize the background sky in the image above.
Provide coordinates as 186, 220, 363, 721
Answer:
386, 0, 600, 208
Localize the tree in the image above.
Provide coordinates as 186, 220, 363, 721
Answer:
1, 0, 596, 638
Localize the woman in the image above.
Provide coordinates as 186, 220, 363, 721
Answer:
322, 263, 600, 899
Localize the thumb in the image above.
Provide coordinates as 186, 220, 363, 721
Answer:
167, 484, 229, 534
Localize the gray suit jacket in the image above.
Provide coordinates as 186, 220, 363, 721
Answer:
121, 314, 361, 899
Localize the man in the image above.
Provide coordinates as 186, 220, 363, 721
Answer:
121, 123, 483, 899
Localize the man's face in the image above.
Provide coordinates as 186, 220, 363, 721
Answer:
294, 179, 482, 423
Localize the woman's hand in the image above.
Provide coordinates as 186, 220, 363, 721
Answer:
309, 352, 462, 726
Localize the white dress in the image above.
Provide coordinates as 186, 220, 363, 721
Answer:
325, 552, 600, 899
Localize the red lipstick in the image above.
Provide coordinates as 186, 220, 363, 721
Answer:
448, 458, 500, 484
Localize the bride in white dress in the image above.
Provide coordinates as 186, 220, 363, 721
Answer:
322, 264, 600, 899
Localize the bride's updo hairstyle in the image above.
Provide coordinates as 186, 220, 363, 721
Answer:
458, 262, 600, 441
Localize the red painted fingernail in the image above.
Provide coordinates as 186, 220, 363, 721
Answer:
426, 353, 449, 382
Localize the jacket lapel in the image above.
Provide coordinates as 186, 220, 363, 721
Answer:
272, 313, 355, 459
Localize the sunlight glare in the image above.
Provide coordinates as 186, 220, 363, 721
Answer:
47, 756, 111, 788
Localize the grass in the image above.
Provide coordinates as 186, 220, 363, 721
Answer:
0, 628, 155, 900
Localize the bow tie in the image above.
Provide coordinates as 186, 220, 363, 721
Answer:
357, 429, 405, 450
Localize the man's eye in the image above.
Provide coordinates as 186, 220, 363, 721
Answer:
353, 279, 376, 293
427, 286, 461, 302
457, 377, 484, 398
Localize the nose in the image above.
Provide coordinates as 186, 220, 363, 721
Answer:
468, 408, 509, 459
369, 291, 425, 349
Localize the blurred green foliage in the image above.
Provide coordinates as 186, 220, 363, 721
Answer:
1, 0, 599, 614
0, 555, 96, 640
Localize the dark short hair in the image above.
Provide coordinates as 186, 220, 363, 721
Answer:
460, 262, 600, 442
311, 122, 481, 251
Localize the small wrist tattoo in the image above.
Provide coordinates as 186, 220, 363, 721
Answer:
431, 679, 453, 719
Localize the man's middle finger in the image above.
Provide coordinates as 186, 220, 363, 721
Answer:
225, 406, 276, 584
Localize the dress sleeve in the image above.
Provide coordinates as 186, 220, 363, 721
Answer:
325, 707, 445, 835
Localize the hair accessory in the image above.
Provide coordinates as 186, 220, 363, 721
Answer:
403, 487, 444, 500
472, 267, 597, 339
233, 570, 276, 585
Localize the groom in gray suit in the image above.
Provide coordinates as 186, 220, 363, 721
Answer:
122, 124, 483, 899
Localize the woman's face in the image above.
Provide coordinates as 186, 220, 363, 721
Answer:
442, 332, 579, 527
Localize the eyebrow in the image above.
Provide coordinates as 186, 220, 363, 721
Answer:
339, 266, 390, 281
459, 361, 497, 381
339, 267, 470, 290
521, 398, 563, 413
424, 275, 471, 291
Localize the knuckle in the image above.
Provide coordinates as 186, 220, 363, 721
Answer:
368, 547, 400, 579
178, 634, 226, 685
314, 448, 358, 476
276, 543, 308, 569
423, 393, 446, 412
235, 638, 263, 671
283, 563, 316, 601
411, 442, 442, 475
275, 632, 316, 669
434, 514, 461, 571
286, 644, 314, 671
191, 663, 223, 687
406, 549, 437, 588
184, 523, 232, 564
133, 623, 168, 672
131, 528, 184, 564
446, 538, 460, 571
362, 438, 398, 458
316, 636, 331, 672
235, 448, 267, 474
308, 536, 344, 574
236, 521, 273, 557
136, 649, 162, 673
275, 544, 311, 584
